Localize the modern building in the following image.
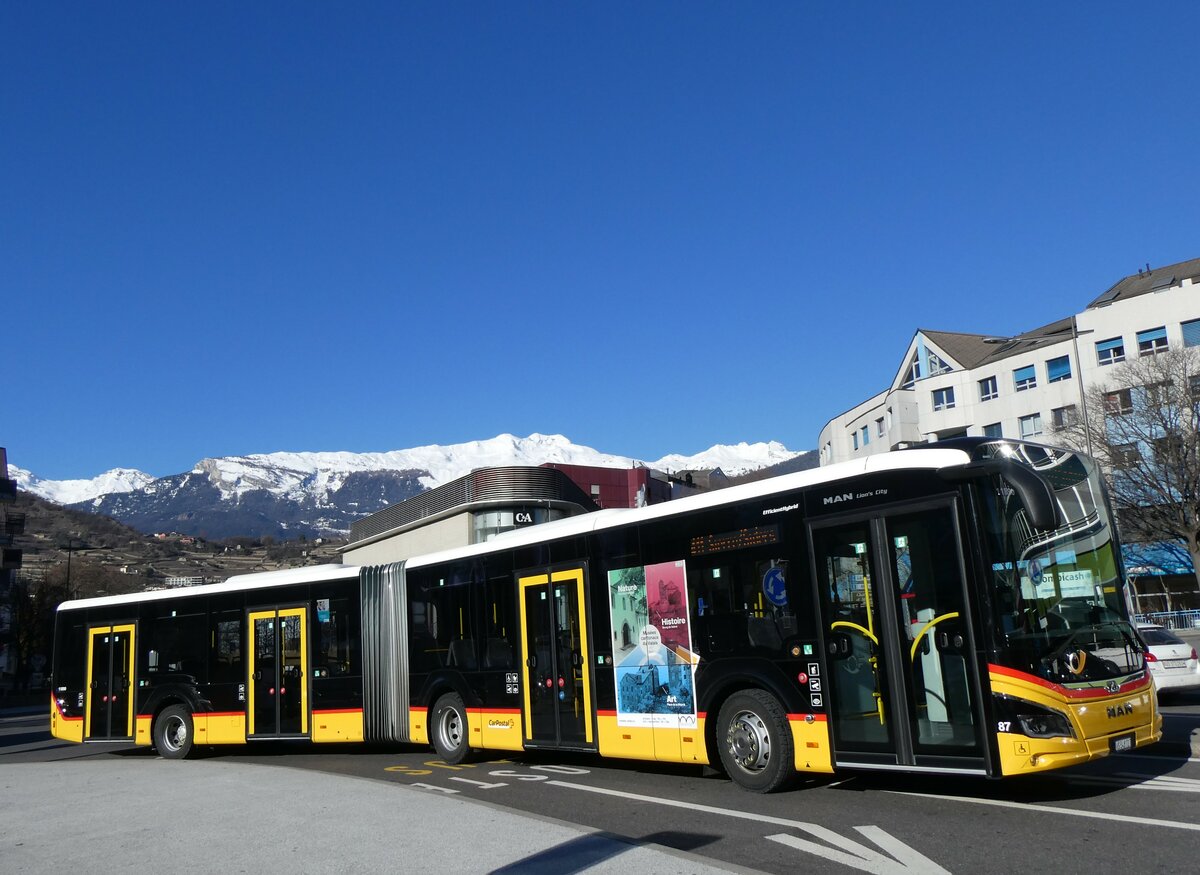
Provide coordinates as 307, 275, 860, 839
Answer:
341, 462, 684, 565
818, 257, 1200, 466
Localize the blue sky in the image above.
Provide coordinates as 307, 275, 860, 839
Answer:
5, 3, 1200, 480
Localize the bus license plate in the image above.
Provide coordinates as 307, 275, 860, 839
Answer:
1110, 733, 1134, 753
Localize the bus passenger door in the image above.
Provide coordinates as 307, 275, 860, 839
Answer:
85, 624, 135, 741
248, 608, 309, 738
812, 504, 987, 772
517, 565, 595, 750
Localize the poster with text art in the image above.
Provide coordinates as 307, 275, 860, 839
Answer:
607, 560, 699, 728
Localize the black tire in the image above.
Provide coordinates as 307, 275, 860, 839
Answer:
430, 692, 472, 764
715, 690, 795, 793
153, 704, 194, 760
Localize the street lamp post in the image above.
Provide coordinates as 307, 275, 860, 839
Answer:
983, 317, 1094, 458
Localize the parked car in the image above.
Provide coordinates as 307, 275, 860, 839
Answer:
1137, 624, 1200, 698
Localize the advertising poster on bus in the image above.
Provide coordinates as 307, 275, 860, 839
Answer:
607, 560, 699, 727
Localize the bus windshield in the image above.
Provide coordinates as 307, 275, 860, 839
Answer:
976, 442, 1144, 686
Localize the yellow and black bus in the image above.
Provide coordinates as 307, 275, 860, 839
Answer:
51, 438, 1161, 791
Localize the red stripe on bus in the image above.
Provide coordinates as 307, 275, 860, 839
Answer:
466, 708, 520, 714
202, 711, 246, 718
988, 664, 1151, 699
787, 713, 828, 722
411, 707, 427, 714
312, 709, 363, 716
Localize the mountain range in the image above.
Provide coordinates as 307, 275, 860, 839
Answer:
12, 433, 814, 540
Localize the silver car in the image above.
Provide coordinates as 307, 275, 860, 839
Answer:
1138, 624, 1200, 698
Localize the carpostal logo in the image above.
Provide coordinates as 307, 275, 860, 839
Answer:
488, 718, 516, 730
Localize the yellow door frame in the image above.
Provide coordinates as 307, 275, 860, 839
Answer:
247, 608, 308, 737
85, 624, 135, 740
517, 567, 593, 745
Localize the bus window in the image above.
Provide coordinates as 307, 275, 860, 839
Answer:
316, 597, 358, 677
483, 567, 515, 670
690, 558, 795, 658
145, 611, 206, 679
209, 612, 242, 685
415, 565, 477, 672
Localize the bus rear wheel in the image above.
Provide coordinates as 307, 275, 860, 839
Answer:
154, 705, 194, 760
716, 690, 795, 793
431, 692, 472, 764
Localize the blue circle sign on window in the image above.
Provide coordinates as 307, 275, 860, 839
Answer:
763, 567, 788, 607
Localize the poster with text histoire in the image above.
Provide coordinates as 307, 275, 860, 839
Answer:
607, 560, 699, 728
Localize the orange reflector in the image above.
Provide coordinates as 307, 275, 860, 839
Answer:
806, 742, 820, 748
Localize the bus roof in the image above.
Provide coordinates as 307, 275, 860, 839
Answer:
56, 563, 361, 613
55, 444, 974, 611
405, 445, 972, 570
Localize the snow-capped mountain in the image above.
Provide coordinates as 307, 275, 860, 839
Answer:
17, 433, 811, 539
9, 465, 155, 505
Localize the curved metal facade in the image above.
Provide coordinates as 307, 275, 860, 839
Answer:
348, 466, 597, 546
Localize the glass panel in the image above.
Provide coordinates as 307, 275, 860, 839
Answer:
278, 615, 303, 734
1047, 356, 1071, 382
553, 581, 587, 745
88, 632, 113, 739
814, 524, 892, 752
522, 580, 558, 742
886, 510, 979, 756
253, 616, 277, 735
1182, 319, 1200, 348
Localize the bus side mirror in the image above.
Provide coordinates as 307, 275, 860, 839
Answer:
939, 459, 1061, 532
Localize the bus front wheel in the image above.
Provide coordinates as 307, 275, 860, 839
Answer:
153, 705, 194, 760
716, 690, 795, 793
431, 692, 473, 764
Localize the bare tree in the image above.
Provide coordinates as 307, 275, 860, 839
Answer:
1055, 346, 1200, 591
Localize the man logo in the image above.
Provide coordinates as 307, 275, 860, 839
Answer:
1106, 702, 1134, 718
823, 493, 854, 506
1065, 650, 1087, 675
1105, 680, 1120, 694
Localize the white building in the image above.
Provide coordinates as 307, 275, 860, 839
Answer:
818, 257, 1200, 465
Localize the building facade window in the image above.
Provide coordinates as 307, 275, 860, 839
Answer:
1137, 326, 1168, 357
1046, 355, 1072, 383
1013, 365, 1037, 392
876, 417, 885, 437
1018, 413, 1043, 439
1051, 405, 1076, 428
978, 375, 998, 401
852, 431, 859, 451
1104, 388, 1133, 416
982, 422, 1003, 438
861, 425, 869, 446
1114, 443, 1140, 469
886, 407, 893, 429
1095, 337, 1125, 366
1183, 318, 1200, 348
932, 387, 955, 411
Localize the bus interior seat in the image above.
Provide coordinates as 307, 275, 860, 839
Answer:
447, 638, 478, 671
747, 616, 783, 652
484, 637, 513, 669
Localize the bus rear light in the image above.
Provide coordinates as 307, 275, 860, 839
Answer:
1143, 651, 1158, 662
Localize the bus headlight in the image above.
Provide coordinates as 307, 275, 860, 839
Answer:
1018, 709, 1074, 739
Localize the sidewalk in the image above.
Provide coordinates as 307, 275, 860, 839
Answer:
0, 758, 743, 874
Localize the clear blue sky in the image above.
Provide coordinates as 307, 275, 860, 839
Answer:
5, 3, 1200, 480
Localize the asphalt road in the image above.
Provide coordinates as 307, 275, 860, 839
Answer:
4, 691, 1199, 875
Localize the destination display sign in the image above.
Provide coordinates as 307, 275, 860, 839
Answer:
690, 524, 779, 557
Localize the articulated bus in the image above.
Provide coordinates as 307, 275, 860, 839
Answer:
51, 438, 1161, 791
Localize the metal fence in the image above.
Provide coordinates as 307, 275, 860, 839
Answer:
1133, 609, 1200, 630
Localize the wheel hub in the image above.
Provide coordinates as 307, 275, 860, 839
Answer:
727, 710, 771, 771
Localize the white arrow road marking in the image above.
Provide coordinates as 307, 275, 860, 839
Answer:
547, 780, 948, 873
767, 826, 949, 875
